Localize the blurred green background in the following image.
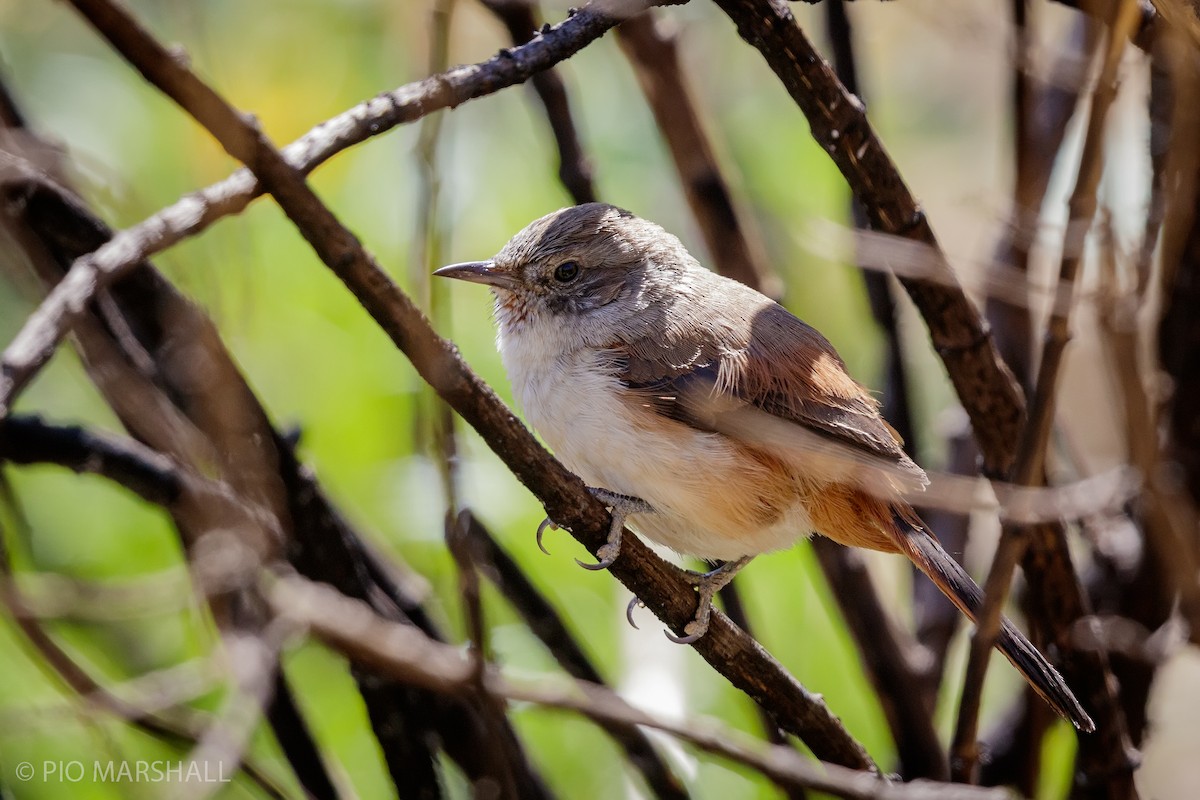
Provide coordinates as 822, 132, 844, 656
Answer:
0, 0, 1154, 797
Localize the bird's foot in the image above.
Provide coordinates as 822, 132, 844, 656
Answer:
663, 556, 753, 644
575, 489, 653, 570
535, 488, 652, 571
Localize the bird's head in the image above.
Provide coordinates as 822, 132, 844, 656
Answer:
435, 203, 694, 343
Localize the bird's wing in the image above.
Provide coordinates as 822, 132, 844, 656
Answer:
615, 300, 928, 492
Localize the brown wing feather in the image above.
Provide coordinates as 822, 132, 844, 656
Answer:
615, 293, 924, 484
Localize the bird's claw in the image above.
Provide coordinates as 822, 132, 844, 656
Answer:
535, 518, 558, 555
571, 488, 652, 572
662, 556, 754, 646
664, 623, 706, 645
576, 543, 619, 570
625, 596, 643, 629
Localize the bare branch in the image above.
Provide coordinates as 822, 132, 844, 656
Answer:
269, 573, 1018, 800
617, 10, 779, 294
951, 1, 1143, 784
480, 0, 599, 204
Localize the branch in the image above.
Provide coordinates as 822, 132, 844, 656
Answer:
0, 476, 290, 799
464, 512, 690, 800
57, 0, 874, 770
0, 415, 180, 505
270, 573, 1017, 800
951, 0, 1143, 783
480, 0, 598, 204
711, 0, 1026, 478
616, 10, 779, 294
0, 0, 673, 417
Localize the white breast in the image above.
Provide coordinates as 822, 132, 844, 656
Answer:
498, 319, 814, 561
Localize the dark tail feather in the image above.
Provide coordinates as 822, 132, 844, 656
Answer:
894, 517, 1096, 733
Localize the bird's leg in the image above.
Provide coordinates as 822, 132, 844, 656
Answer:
665, 556, 753, 645
576, 489, 653, 570
536, 488, 653, 570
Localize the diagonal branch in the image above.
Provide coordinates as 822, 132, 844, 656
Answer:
59, 0, 874, 771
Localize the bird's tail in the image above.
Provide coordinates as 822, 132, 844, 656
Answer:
892, 512, 1096, 733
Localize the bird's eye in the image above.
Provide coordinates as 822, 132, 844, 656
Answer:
553, 261, 580, 282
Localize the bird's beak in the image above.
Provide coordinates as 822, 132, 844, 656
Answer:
433, 261, 520, 291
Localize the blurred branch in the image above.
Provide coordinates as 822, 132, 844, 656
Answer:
819, 6, 948, 777
0, 0, 677, 416
966, 14, 1091, 777
1, 106, 546, 800
950, 1, 1137, 782
810, 539, 945, 780
0, 472, 291, 799
54, 0, 875, 771
617, 10, 779, 295
977, 689, 1053, 796
1095, 219, 1193, 744
709, 3, 1137, 791
952, 0, 1143, 786
1059, 0, 1159, 48
0, 415, 181, 505
480, 0, 598, 204
271, 573, 1017, 800
265, 674, 340, 800
1158, 26, 1200, 530
464, 512, 690, 800
413, 0, 463, 511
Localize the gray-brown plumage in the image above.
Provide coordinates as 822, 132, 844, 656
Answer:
436, 202, 1094, 732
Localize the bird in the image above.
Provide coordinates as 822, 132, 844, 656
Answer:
435, 201, 1094, 732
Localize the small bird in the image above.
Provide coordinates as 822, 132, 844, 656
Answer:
436, 202, 1094, 732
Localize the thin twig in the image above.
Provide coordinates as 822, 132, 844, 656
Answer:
951, 0, 1143, 784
